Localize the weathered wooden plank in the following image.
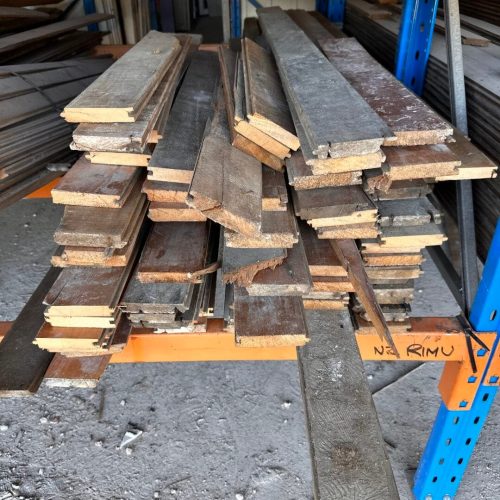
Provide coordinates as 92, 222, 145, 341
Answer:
242, 37, 299, 150
43, 355, 111, 388
54, 182, 146, 248
380, 223, 448, 247
51, 210, 147, 268
137, 222, 210, 283
218, 45, 285, 171
85, 150, 150, 167
246, 235, 313, 296
298, 309, 399, 499
317, 223, 379, 239
377, 197, 441, 227
62, 32, 181, 123
383, 144, 460, 180
121, 271, 194, 313
222, 241, 286, 285
187, 91, 263, 238
0, 267, 60, 396
148, 201, 207, 222
148, 51, 220, 183
51, 157, 141, 208
319, 37, 453, 146
224, 205, 298, 249
234, 57, 291, 159
262, 166, 288, 211
142, 180, 189, 203
300, 221, 347, 277
234, 288, 308, 347
71, 35, 195, 153
44, 261, 134, 319
436, 131, 498, 180
293, 185, 376, 221
330, 239, 398, 354
257, 7, 393, 158
287, 152, 362, 189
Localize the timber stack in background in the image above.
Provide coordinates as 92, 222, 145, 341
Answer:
0, 8, 116, 209
1, 6, 497, 391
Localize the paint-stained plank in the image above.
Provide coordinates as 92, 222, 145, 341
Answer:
319, 37, 452, 146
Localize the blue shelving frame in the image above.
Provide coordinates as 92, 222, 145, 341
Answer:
414, 222, 500, 499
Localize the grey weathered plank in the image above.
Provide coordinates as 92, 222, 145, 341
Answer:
257, 7, 393, 158
62, 31, 181, 123
246, 235, 313, 296
0, 267, 60, 396
121, 271, 194, 314
187, 89, 263, 237
148, 51, 220, 183
0, 14, 113, 55
234, 288, 308, 347
298, 309, 399, 499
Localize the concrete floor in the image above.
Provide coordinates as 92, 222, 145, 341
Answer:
0, 199, 498, 499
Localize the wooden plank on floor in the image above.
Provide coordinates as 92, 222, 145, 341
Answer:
43, 354, 111, 388
0, 267, 60, 396
298, 309, 399, 499
62, 32, 181, 123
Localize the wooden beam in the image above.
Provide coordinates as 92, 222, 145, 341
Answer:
297, 310, 399, 498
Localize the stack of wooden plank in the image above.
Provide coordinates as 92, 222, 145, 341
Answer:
0, 13, 113, 63
342, 0, 500, 259
145, 49, 218, 222
34, 31, 187, 358
0, 58, 113, 209
186, 81, 310, 347
256, 7, 496, 326
217, 40, 298, 171
121, 221, 216, 331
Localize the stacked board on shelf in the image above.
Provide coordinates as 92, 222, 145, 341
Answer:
257, 7, 496, 329
17, 8, 497, 389
342, 0, 500, 260
34, 32, 193, 366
